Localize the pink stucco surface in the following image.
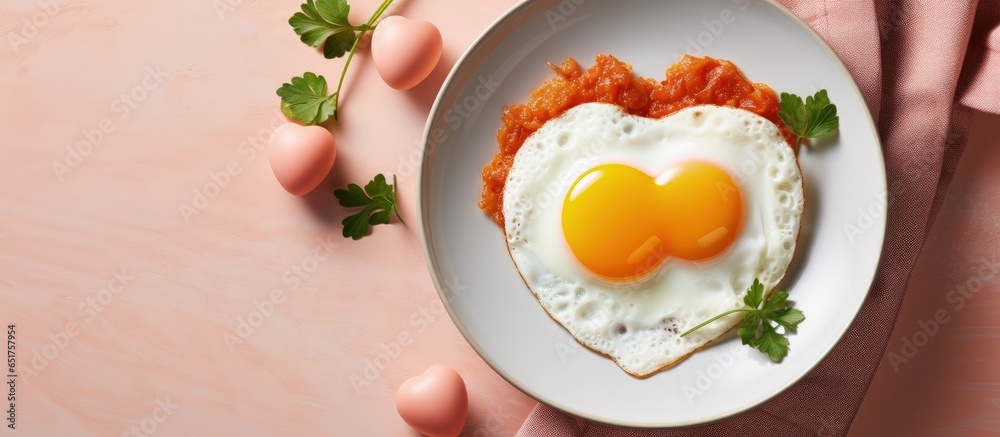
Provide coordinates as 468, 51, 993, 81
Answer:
1, 0, 996, 435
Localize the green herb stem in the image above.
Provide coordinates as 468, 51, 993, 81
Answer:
331, 0, 394, 120
680, 308, 750, 337
391, 175, 403, 223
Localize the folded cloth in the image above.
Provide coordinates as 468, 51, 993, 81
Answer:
517, 0, 1000, 435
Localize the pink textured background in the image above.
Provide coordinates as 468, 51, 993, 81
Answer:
0, 0, 997, 435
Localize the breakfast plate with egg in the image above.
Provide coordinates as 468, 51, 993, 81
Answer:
418, 0, 885, 427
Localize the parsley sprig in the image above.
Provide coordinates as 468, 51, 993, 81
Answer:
276, 73, 336, 125
681, 279, 805, 362
778, 90, 839, 150
334, 174, 402, 240
279, 0, 395, 124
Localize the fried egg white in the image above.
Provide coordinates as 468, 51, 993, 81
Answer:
502, 103, 803, 376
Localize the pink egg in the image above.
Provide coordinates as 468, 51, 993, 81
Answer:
268, 123, 336, 195
372, 16, 443, 90
395, 365, 468, 437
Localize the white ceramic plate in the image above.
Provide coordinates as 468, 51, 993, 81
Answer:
418, 0, 885, 428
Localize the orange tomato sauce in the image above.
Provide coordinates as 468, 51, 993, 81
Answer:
479, 54, 795, 226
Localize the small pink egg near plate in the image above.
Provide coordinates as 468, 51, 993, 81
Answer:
268, 123, 336, 195
395, 365, 468, 437
372, 16, 443, 90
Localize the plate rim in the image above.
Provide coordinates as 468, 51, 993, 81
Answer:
417, 0, 887, 428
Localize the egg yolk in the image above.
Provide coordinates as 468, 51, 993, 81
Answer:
561, 162, 744, 281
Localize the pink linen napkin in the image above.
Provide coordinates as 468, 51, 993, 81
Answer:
517, 0, 1000, 435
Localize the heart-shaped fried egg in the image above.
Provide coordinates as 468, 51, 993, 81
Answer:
503, 103, 803, 376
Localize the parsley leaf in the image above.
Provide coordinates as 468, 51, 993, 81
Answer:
334, 174, 402, 240
289, 0, 366, 59
755, 322, 790, 362
744, 277, 765, 307
773, 306, 806, 332
778, 90, 840, 148
681, 278, 805, 362
276, 72, 336, 125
